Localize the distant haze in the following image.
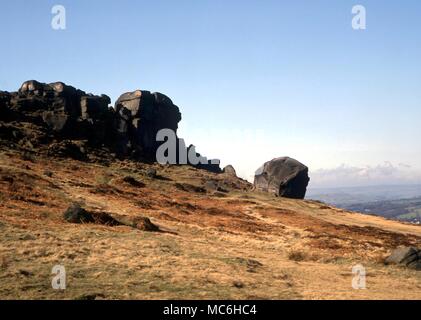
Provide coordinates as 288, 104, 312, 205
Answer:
307, 184, 421, 205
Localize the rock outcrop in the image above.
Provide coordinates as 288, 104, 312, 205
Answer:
385, 247, 421, 270
1, 80, 112, 146
0, 80, 221, 172
254, 157, 310, 199
114, 90, 181, 158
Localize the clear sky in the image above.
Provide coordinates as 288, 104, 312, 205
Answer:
1, 0, 421, 187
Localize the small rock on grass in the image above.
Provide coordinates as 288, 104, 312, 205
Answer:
63, 204, 95, 224
385, 247, 421, 270
63, 204, 160, 232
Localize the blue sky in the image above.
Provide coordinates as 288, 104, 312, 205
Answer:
1, 0, 421, 187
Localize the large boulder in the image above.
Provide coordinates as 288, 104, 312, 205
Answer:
114, 90, 181, 158
254, 157, 310, 199
115, 90, 180, 128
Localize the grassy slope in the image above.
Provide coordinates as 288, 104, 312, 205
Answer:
0, 150, 420, 300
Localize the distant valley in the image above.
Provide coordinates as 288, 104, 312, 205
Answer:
307, 184, 421, 224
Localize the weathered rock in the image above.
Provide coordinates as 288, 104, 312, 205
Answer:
223, 165, 237, 177
64, 204, 123, 226
43, 170, 53, 178
2, 81, 111, 142
122, 176, 145, 188
204, 180, 218, 190
153, 92, 173, 107
0, 91, 12, 119
42, 112, 70, 132
407, 260, 421, 270
175, 183, 206, 193
1, 80, 221, 173
49, 81, 84, 99
114, 89, 182, 158
19, 80, 44, 95
254, 157, 310, 199
115, 90, 154, 118
145, 168, 157, 178
80, 95, 110, 119
63, 204, 95, 224
47, 140, 87, 160
385, 247, 421, 270
0, 91, 11, 106
131, 216, 160, 232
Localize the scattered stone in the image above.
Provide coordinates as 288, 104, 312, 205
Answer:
43, 170, 53, 177
175, 183, 206, 193
204, 180, 218, 190
212, 191, 227, 198
63, 204, 160, 231
217, 186, 229, 193
91, 212, 123, 226
254, 157, 310, 199
145, 168, 157, 178
223, 165, 237, 177
63, 204, 95, 224
233, 281, 245, 289
19, 234, 36, 241
75, 293, 106, 300
385, 247, 421, 270
1, 175, 14, 184
22, 151, 35, 162
204, 180, 228, 193
47, 140, 87, 160
131, 217, 160, 232
18, 269, 34, 277
122, 176, 145, 187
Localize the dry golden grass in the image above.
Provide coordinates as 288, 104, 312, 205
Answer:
0, 149, 420, 300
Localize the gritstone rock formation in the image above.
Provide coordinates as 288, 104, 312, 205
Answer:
1, 80, 112, 148
114, 90, 181, 158
0, 80, 221, 172
254, 157, 310, 199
